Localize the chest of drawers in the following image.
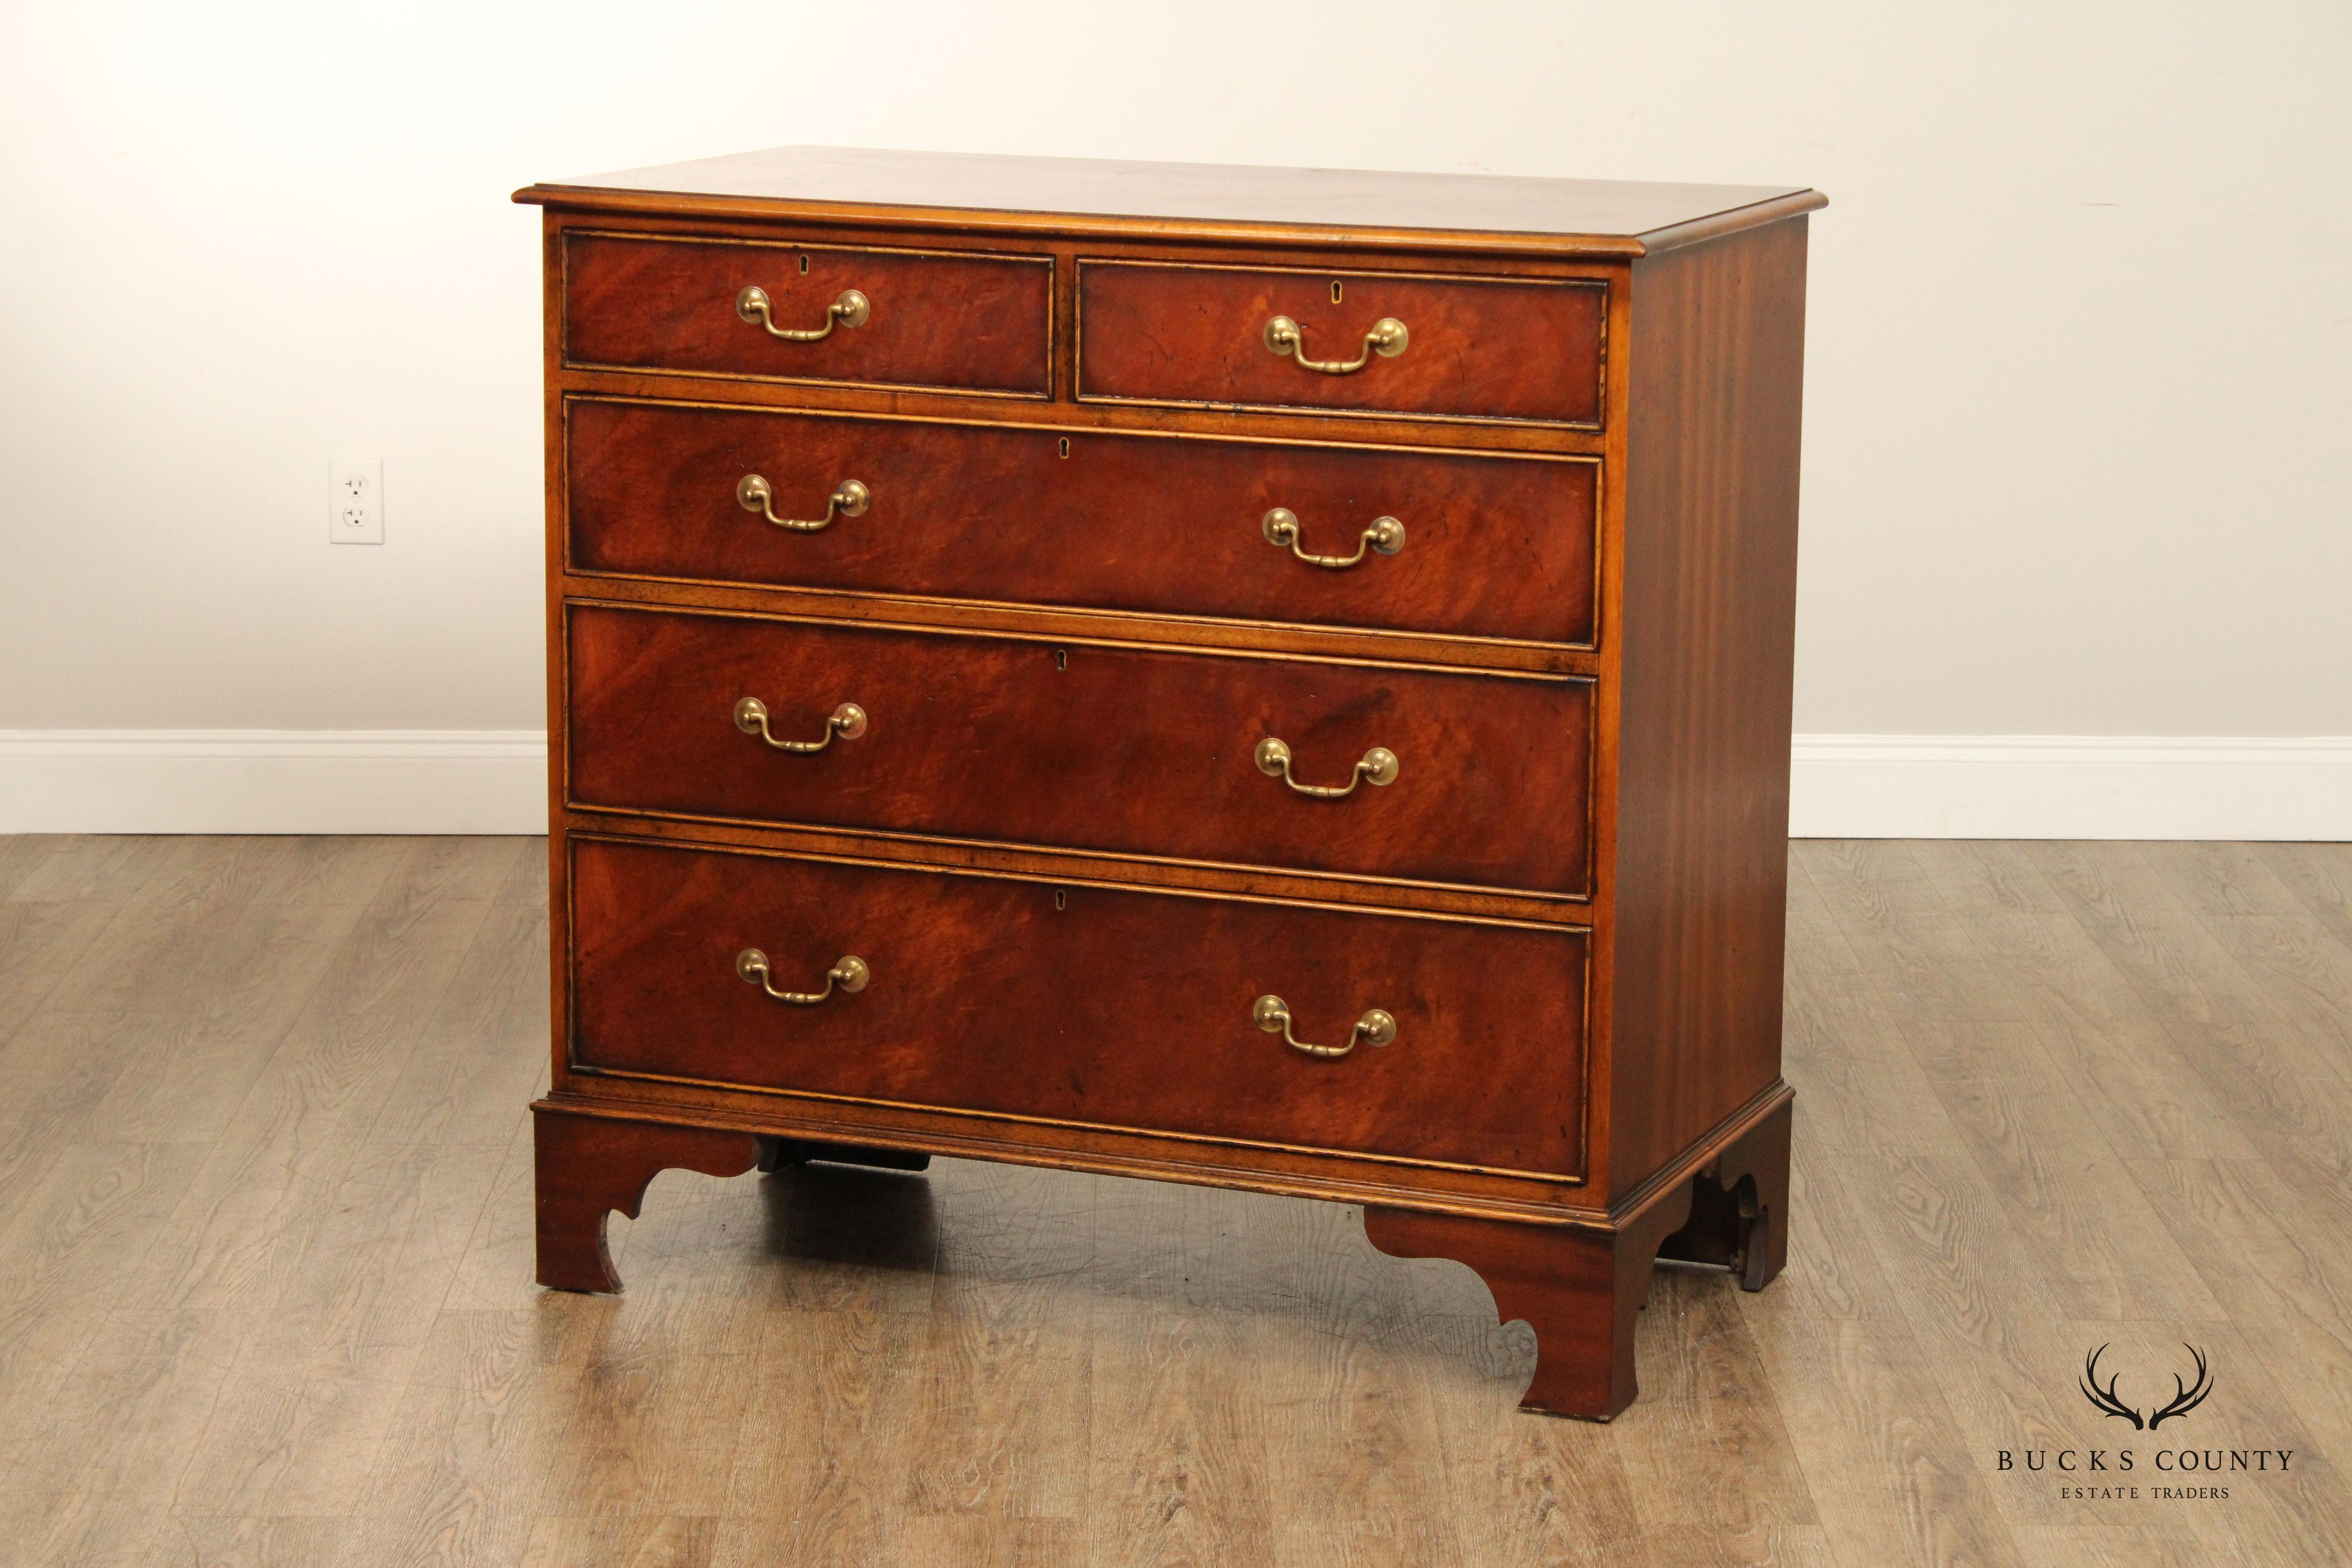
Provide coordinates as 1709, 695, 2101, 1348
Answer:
518, 148, 1820, 1420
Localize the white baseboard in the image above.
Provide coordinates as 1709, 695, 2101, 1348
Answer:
0, 730, 546, 834
1, 730, 2347, 839
1790, 734, 2352, 840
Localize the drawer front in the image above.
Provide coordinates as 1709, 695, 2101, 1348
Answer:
1077, 260, 1606, 426
570, 836, 1588, 1177
566, 604, 1593, 898
562, 232, 1053, 396
567, 398, 1599, 648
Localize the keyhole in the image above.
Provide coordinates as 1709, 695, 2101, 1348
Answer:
1054, 889, 1067, 911
1058, 436, 1070, 459
798, 254, 811, 275
1053, 648, 1067, 671
1331, 280, 1343, 304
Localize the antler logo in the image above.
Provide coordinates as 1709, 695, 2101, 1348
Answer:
2080, 1343, 2213, 1430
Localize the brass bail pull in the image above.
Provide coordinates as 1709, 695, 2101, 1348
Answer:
735, 697, 868, 753
737, 473, 871, 533
1253, 994, 1397, 1058
737, 948, 870, 1005
1261, 314, 1409, 375
1254, 737, 1399, 799
736, 286, 871, 342
1260, 508, 1406, 570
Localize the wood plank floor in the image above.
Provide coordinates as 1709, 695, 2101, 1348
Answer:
1, 835, 2348, 1566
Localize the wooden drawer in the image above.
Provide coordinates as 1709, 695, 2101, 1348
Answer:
566, 603, 1593, 899
561, 231, 1053, 396
1077, 260, 1606, 426
566, 398, 1600, 648
569, 835, 1589, 1177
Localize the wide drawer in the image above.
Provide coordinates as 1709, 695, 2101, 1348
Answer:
566, 398, 1599, 647
566, 603, 1593, 898
1077, 260, 1606, 426
569, 835, 1588, 1177
561, 231, 1053, 396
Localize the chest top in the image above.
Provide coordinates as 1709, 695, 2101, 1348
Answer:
517, 145, 1821, 257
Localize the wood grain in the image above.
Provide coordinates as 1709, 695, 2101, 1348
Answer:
1603, 216, 1809, 1190
1076, 260, 1606, 426
564, 603, 1596, 897
518, 144, 1819, 257
562, 231, 1052, 396
564, 835, 1590, 1177
564, 397, 1600, 648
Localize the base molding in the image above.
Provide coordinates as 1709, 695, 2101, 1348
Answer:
0, 729, 545, 833
529, 1088, 1791, 1418
1790, 733, 2352, 839
537, 1085, 1599, 1230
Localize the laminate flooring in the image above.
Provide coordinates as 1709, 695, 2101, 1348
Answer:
1, 835, 2348, 1566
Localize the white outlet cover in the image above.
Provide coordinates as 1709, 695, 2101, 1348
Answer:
330, 456, 384, 544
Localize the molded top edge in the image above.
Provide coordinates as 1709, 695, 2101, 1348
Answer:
516, 145, 1822, 255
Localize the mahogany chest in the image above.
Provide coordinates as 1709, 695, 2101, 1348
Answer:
518, 148, 1820, 1419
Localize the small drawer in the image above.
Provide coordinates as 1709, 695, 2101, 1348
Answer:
565, 398, 1600, 648
566, 604, 1594, 899
569, 835, 1589, 1178
1077, 260, 1606, 426
561, 231, 1053, 397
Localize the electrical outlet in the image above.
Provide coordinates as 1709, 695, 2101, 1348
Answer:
330, 456, 383, 544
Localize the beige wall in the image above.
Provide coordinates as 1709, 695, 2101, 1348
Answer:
3, 1, 2347, 740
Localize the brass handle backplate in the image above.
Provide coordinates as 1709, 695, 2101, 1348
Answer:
1261, 507, 1405, 570
1255, 737, 1399, 798
737, 948, 870, 1005
737, 473, 871, 532
1253, 994, 1396, 1058
1262, 314, 1409, 375
735, 697, 868, 753
736, 286, 871, 341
